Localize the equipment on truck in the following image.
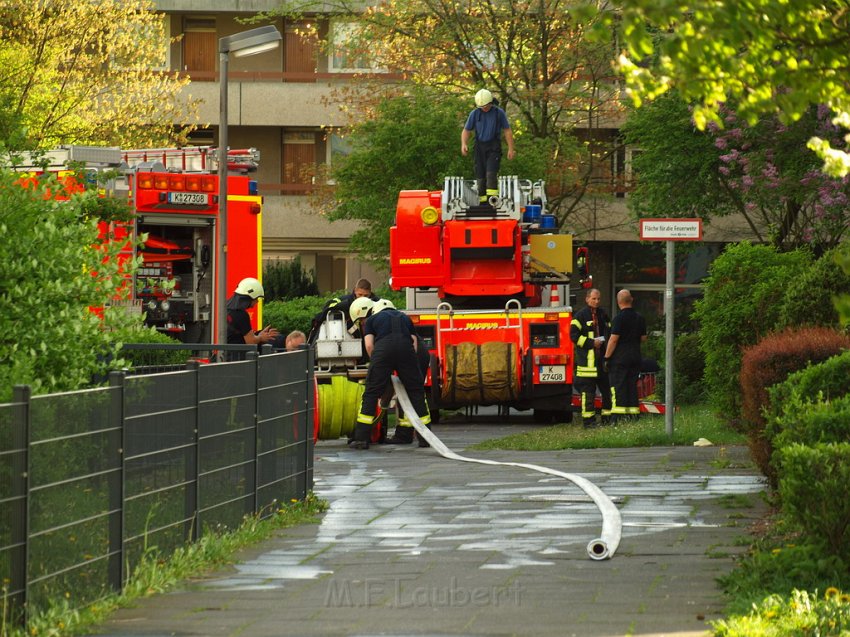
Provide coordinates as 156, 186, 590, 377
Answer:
10, 145, 264, 343
389, 176, 590, 422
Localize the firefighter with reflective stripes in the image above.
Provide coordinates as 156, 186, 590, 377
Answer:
349, 298, 431, 449
604, 289, 647, 421
570, 288, 612, 428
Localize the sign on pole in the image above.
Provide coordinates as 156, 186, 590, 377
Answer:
640, 218, 703, 241
639, 218, 703, 437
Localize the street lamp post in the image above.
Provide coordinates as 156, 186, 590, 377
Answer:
217, 25, 282, 348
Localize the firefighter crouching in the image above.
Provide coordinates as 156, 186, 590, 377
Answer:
569, 288, 612, 428
349, 297, 431, 450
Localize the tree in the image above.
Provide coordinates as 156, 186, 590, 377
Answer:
265, 0, 622, 231
608, 0, 850, 177
312, 89, 470, 266
0, 168, 142, 401
623, 92, 850, 250
620, 91, 727, 218
0, 0, 197, 149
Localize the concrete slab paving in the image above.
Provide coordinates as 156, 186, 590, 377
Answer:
90, 420, 766, 637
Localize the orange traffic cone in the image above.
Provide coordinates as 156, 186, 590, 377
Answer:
550, 284, 560, 307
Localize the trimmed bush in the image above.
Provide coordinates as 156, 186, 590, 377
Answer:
766, 349, 850, 445
114, 325, 194, 368
773, 394, 850, 450
739, 327, 850, 480
694, 242, 807, 427
262, 294, 331, 340
779, 246, 850, 330
777, 442, 850, 559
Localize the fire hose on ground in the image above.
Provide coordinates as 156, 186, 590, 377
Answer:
390, 376, 622, 560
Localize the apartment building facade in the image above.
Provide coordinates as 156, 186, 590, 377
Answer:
155, 1, 382, 293
153, 1, 757, 328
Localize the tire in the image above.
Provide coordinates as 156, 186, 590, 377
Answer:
533, 409, 553, 423
553, 409, 573, 424
427, 395, 441, 424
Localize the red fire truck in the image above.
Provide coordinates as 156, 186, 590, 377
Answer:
14, 145, 264, 343
390, 176, 591, 423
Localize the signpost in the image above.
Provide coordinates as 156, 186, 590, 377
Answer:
639, 218, 703, 436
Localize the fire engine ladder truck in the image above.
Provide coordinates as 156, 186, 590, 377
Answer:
442, 175, 547, 221
434, 298, 525, 360
121, 146, 260, 174
10, 145, 260, 175
433, 298, 527, 418
442, 175, 569, 286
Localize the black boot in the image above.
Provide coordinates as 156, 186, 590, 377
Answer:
385, 425, 414, 444
348, 422, 373, 450
417, 425, 431, 448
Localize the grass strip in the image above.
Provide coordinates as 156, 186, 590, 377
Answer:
1, 493, 328, 637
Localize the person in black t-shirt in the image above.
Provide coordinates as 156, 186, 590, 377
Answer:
226, 278, 279, 359
604, 289, 647, 422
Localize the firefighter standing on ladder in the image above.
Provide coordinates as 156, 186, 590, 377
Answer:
349, 297, 431, 449
570, 288, 612, 428
461, 89, 516, 204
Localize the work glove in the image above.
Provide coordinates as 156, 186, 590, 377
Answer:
603, 358, 610, 374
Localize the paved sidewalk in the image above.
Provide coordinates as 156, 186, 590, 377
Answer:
91, 421, 766, 637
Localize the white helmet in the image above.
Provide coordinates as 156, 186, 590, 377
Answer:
474, 88, 493, 108
349, 296, 375, 323
372, 299, 396, 314
234, 277, 264, 299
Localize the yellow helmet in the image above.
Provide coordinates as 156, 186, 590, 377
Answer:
349, 296, 375, 323
474, 88, 493, 108
372, 299, 396, 314
234, 277, 264, 299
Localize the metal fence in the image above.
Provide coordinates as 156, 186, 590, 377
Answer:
0, 347, 314, 623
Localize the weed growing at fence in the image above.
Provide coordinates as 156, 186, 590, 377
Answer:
1, 493, 328, 637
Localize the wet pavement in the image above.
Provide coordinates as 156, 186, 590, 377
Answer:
90, 419, 766, 637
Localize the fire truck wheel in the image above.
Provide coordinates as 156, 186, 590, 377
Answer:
553, 409, 573, 424
426, 395, 441, 424
533, 409, 554, 423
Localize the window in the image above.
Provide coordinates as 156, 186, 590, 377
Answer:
323, 132, 353, 185
329, 20, 384, 72
182, 17, 216, 78
285, 20, 318, 77
282, 131, 317, 195
613, 243, 724, 332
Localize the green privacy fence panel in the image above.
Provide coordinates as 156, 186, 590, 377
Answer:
0, 347, 314, 624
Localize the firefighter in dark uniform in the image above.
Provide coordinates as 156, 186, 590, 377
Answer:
604, 289, 647, 421
226, 277, 279, 360
569, 288, 612, 428
307, 278, 378, 344
349, 297, 431, 449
